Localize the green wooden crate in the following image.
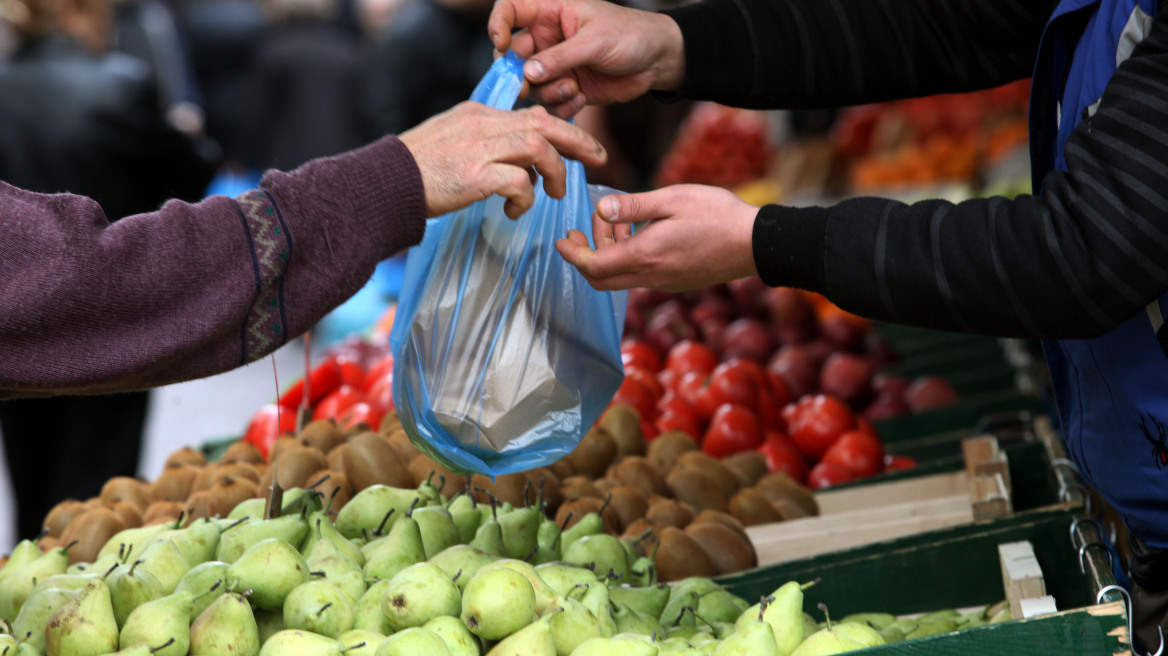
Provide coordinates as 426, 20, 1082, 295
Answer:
718, 506, 1127, 655
872, 390, 1045, 443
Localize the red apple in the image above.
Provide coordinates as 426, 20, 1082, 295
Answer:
763, 287, 816, 344
819, 314, 867, 352
689, 296, 735, 324
871, 373, 910, 397
904, 375, 959, 412
819, 352, 875, 407
861, 392, 910, 421
721, 317, 777, 363
768, 344, 821, 399
727, 276, 768, 317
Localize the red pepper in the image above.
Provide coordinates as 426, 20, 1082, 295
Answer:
278, 357, 343, 409
242, 403, 298, 461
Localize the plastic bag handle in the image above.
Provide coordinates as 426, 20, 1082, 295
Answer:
470, 50, 527, 111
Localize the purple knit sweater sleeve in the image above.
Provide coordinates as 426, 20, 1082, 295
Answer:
0, 135, 426, 398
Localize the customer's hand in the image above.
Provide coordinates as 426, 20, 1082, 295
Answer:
400, 101, 606, 219
488, 0, 685, 118
557, 184, 759, 291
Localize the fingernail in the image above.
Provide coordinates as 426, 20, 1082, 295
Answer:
525, 59, 546, 81
599, 197, 618, 220
559, 83, 573, 101
571, 93, 586, 110
490, 32, 500, 48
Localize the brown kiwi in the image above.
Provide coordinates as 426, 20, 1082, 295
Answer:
183, 490, 216, 522
646, 431, 698, 475
683, 522, 758, 574
341, 432, 413, 491
150, 465, 198, 502
60, 508, 125, 564
163, 446, 206, 469
672, 452, 742, 499
42, 499, 85, 538
378, 410, 401, 435
564, 426, 618, 478
690, 509, 751, 542
209, 477, 260, 518
754, 472, 819, 516
665, 468, 728, 513
306, 470, 353, 513
620, 519, 660, 557
211, 462, 263, 487
727, 489, 785, 526
723, 451, 770, 487
407, 454, 467, 498
470, 473, 529, 507
606, 456, 670, 497
549, 459, 575, 481
559, 476, 604, 501
259, 446, 330, 493
644, 499, 693, 529
297, 418, 346, 454
326, 443, 347, 472
606, 485, 649, 533
598, 403, 646, 457
190, 465, 222, 495
142, 500, 184, 526
593, 478, 618, 496
219, 440, 266, 466
385, 431, 421, 466
100, 477, 154, 513
654, 526, 718, 582
108, 500, 144, 529
772, 498, 813, 521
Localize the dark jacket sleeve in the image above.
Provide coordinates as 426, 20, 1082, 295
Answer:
662, 0, 1049, 108
752, 6, 1168, 339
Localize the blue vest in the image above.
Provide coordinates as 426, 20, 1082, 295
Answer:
1031, 0, 1168, 547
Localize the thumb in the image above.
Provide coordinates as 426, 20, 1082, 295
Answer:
595, 191, 668, 225
524, 38, 602, 84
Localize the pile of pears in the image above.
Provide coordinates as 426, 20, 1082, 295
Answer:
0, 466, 1003, 656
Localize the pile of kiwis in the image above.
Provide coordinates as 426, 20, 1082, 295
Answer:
32, 403, 816, 582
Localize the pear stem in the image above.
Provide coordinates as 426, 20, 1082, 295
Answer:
406, 497, 420, 518
174, 511, 186, 530
316, 518, 323, 540
451, 569, 462, 584
317, 602, 333, 617
223, 517, 249, 533
102, 562, 120, 580
307, 473, 331, 490
375, 509, 396, 536
559, 512, 574, 532
633, 528, 654, 544
818, 602, 833, 630
599, 494, 613, 515
341, 641, 368, 653
523, 479, 533, 507
35, 527, 50, 541
437, 474, 446, 493
129, 559, 144, 576
150, 637, 176, 653
61, 539, 80, 554
801, 578, 822, 591
759, 595, 773, 622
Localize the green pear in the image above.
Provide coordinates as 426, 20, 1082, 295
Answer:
258, 629, 344, 656
609, 584, 671, 620
255, 607, 287, 644
306, 537, 366, 601
338, 629, 385, 656
878, 626, 906, 643
424, 615, 482, 656
149, 518, 222, 566
573, 583, 617, 638
413, 507, 462, 560
302, 514, 366, 568
29, 572, 101, 597
228, 497, 267, 520
12, 586, 79, 653
0, 544, 70, 621
336, 485, 426, 540
558, 513, 603, 558
0, 634, 16, 652
568, 635, 658, 656
96, 523, 173, 564
104, 643, 159, 656
475, 559, 555, 615
352, 580, 393, 634
612, 600, 663, 636
382, 562, 460, 630
661, 589, 701, 629
104, 560, 166, 627
363, 512, 426, 582
227, 538, 310, 611
535, 563, 599, 597
374, 627, 452, 656
484, 614, 555, 656
497, 505, 540, 561
66, 551, 121, 576
429, 546, 498, 593
460, 567, 535, 640
736, 581, 808, 656
118, 590, 193, 656
788, 628, 864, 656
839, 613, 895, 630
831, 622, 884, 648
0, 538, 45, 586
44, 580, 119, 656
656, 637, 693, 652
546, 594, 602, 656
174, 560, 229, 620
215, 514, 309, 564
529, 518, 561, 565
697, 590, 749, 625
715, 606, 778, 656
284, 579, 355, 638
627, 555, 657, 588
468, 515, 506, 558
904, 616, 958, 639
135, 540, 190, 595
450, 497, 484, 545
189, 591, 260, 656
801, 614, 820, 638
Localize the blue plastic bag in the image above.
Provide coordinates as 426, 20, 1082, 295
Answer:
389, 51, 627, 477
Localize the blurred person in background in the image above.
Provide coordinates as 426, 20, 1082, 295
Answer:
0, 0, 217, 540
239, 0, 368, 172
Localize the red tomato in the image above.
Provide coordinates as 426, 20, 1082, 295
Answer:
677, 371, 721, 420
340, 402, 383, 431
658, 393, 702, 423
278, 357, 342, 409
665, 340, 719, 377
758, 431, 809, 484
787, 394, 856, 461
337, 357, 366, 389
625, 366, 664, 400
655, 411, 702, 440
820, 430, 885, 478
807, 462, 858, 490
313, 385, 364, 421
365, 374, 395, 416
706, 362, 762, 413
242, 403, 298, 461
611, 377, 657, 421
883, 454, 919, 473
657, 368, 681, 395
622, 339, 662, 373
703, 404, 764, 458
362, 354, 394, 393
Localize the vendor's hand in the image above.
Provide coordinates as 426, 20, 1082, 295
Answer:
557, 185, 759, 291
488, 0, 684, 118
400, 101, 606, 219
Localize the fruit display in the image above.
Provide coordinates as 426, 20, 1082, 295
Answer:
0, 479, 1016, 656
654, 103, 776, 190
